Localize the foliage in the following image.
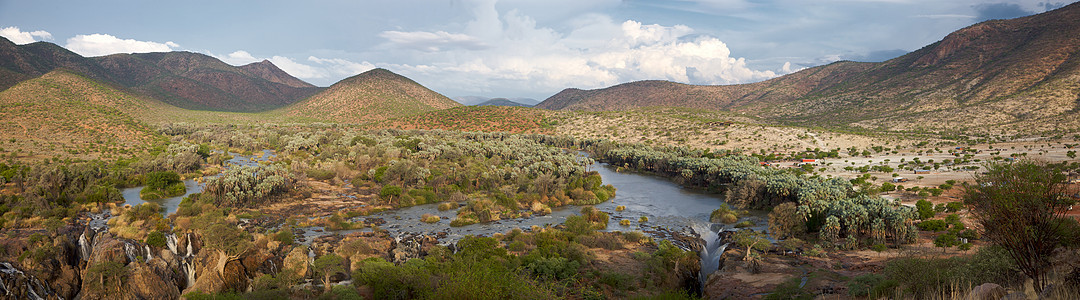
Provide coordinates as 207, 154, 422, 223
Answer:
915, 199, 934, 220
847, 273, 886, 297
203, 164, 292, 208
710, 203, 739, 224
882, 246, 1021, 298
145, 231, 167, 248
963, 160, 1076, 290
768, 202, 805, 239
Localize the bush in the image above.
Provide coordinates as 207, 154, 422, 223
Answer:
945, 201, 963, 212
848, 273, 885, 297
710, 204, 739, 224
882, 246, 1021, 298
145, 231, 167, 248
916, 200, 934, 219
527, 256, 580, 281
274, 229, 295, 245
306, 169, 335, 181
421, 214, 440, 223
916, 220, 947, 232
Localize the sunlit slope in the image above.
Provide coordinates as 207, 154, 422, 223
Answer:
282, 68, 461, 123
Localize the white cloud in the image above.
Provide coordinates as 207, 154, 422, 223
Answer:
268, 56, 325, 79
0, 26, 53, 44
308, 56, 378, 78
65, 34, 180, 57
218, 50, 260, 65
379, 31, 488, 51
377, 1, 779, 96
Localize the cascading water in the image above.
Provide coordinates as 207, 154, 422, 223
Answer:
123, 242, 139, 263
166, 234, 178, 255
0, 262, 55, 300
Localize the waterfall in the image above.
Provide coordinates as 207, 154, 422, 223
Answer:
0, 262, 56, 300
185, 233, 194, 257
184, 259, 196, 289
123, 242, 139, 263
692, 223, 728, 289
144, 245, 153, 262
166, 234, 178, 255
77, 232, 91, 261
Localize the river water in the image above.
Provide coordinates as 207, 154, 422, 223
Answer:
120, 150, 762, 284
353, 161, 767, 283
120, 150, 275, 215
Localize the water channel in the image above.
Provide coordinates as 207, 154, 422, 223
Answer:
120, 151, 765, 285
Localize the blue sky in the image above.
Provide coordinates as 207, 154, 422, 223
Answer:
1, 0, 1074, 99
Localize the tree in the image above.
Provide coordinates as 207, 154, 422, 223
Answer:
380, 185, 402, 206
963, 160, 1075, 291
933, 233, 959, 253
314, 253, 345, 293
733, 229, 770, 262
768, 202, 805, 239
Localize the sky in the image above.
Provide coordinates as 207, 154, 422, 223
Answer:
1, 0, 1075, 100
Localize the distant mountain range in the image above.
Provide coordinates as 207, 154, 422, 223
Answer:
538, 2, 1080, 134
0, 38, 322, 112
453, 96, 539, 107
3, 2, 1079, 139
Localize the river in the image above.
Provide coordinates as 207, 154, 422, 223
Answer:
120, 150, 763, 284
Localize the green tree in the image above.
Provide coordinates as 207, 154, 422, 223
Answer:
380, 185, 403, 206
767, 202, 805, 239
963, 160, 1076, 291
733, 229, 771, 262
314, 253, 345, 293
915, 199, 934, 220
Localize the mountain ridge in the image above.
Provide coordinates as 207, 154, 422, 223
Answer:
537, 2, 1080, 134
281, 68, 461, 123
0, 38, 322, 112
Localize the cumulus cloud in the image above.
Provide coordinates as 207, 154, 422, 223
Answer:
377, 1, 779, 96
267, 56, 326, 79
0, 26, 53, 44
308, 56, 378, 78
379, 31, 488, 51
218, 50, 261, 65
65, 34, 179, 57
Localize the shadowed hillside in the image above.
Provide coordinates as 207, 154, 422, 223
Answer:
0, 38, 322, 112
538, 2, 1080, 135
282, 68, 461, 123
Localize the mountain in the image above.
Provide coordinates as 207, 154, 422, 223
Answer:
0, 37, 322, 112
454, 96, 540, 106
282, 68, 461, 123
374, 106, 552, 133
538, 2, 1080, 134
453, 96, 491, 105
475, 98, 534, 107
0, 70, 163, 160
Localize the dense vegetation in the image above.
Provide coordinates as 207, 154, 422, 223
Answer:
583, 142, 918, 247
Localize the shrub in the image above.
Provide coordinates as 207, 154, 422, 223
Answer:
306, 169, 335, 181
710, 204, 739, 224
848, 273, 885, 297
917, 220, 947, 232
145, 231, 167, 248
945, 201, 963, 212
274, 229, 295, 245
527, 256, 580, 281
916, 200, 934, 219
421, 214, 440, 223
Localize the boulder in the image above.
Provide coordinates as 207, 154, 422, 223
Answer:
283, 246, 311, 278
128, 263, 181, 299
965, 283, 1006, 300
